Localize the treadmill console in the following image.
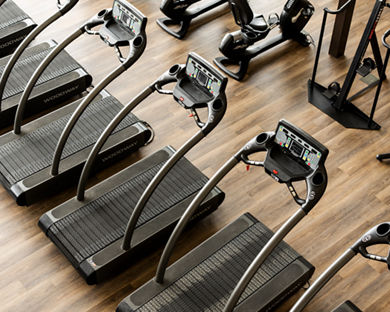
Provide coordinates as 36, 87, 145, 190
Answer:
100, 0, 146, 46
264, 120, 328, 183
112, 0, 143, 35
174, 53, 227, 108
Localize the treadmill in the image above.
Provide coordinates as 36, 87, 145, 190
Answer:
0, 0, 36, 57
0, 0, 81, 126
0, 0, 151, 205
291, 222, 390, 312
39, 52, 227, 284
118, 119, 329, 312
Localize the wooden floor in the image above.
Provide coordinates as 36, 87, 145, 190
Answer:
2, 0, 390, 311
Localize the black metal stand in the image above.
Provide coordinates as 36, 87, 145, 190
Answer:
376, 30, 390, 160
309, 0, 388, 130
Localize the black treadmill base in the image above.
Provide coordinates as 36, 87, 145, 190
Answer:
332, 301, 362, 312
119, 213, 314, 312
39, 147, 225, 284
0, 91, 150, 206
308, 80, 380, 130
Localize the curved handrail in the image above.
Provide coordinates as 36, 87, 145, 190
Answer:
0, 0, 80, 110
290, 249, 356, 312
121, 130, 205, 250
50, 33, 147, 175
13, 27, 84, 134
0, 12, 61, 110
74, 85, 155, 194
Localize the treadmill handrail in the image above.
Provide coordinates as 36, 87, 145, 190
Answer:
57, 0, 79, 15
50, 27, 147, 175
155, 132, 272, 283
289, 248, 356, 312
155, 156, 239, 283
0, 0, 80, 112
290, 221, 390, 311
121, 129, 205, 250
75, 84, 157, 198
13, 12, 107, 134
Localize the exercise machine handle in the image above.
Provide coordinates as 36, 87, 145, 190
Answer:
13, 11, 108, 135
57, 0, 79, 15
155, 131, 273, 283
382, 28, 390, 49
50, 25, 147, 175
324, 0, 354, 14
0, 0, 80, 112
291, 222, 390, 311
74, 66, 182, 200
290, 248, 357, 312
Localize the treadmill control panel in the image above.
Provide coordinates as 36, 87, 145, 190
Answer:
112, 0, 143, 35
186, 55, 223, 96
275, 123, 323, 170
264, 120, 328, 183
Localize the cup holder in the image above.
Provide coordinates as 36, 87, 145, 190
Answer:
98, 9, 107, 18
256, 133, 269, 144
212, 99, 223, 110
312, 172, 324, 186
169, 64, 180, 76
133, 36, 143, 48
377, 223, 390, 236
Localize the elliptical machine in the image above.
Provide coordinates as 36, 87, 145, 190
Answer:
157, 0, 228, 39
214, 0, 314, 80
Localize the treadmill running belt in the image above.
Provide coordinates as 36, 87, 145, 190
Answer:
1, 43, 81, 99
0, 95, 139, 184
0, 1, 29, 31
132, 221, 300, 312
47, 158, 208, 266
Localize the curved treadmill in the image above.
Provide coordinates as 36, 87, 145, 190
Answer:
0, 0, 36, 57
39, 53, 227, 284
118, 120, 329, 311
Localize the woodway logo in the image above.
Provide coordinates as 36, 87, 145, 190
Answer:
0, 35, 26, 49
101, 141, 138, 162
43, 85, 80, 103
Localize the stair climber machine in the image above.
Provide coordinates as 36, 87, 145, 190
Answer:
117, 119, 329, 312
214, 0, 314, 81
157, 0, 229, 39
0, 0, 36, 57
39, 52, 227, 284
308, 0, 389, 130
290, 222, 390, 312
0, 1, 92, 129
0, 0, 151, 205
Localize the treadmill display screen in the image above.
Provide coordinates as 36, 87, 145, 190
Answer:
112, 1, 142, 35
275, 124, 322, 170
186, 56, 222, 95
